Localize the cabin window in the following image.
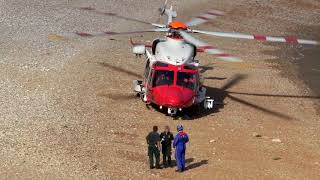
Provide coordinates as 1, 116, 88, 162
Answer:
144, 60, 150, 80
153, 70, 174, 87
177, 72, 196, 90
148, 69, 154, 87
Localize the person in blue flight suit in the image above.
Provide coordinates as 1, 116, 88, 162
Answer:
173, 125, 189, 172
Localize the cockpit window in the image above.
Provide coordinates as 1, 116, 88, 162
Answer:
177, 72, 196, 90
168, 29, 183, 39
153, 70, 174, 87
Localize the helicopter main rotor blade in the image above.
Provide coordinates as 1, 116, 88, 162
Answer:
192, 30, 319, 45
55, 28, 169, 39
78, 7, 166, 28
179, 31, 241, 62
186, 10, 224, 27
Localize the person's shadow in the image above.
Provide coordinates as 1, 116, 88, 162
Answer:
169, 158, 208, 170
186, 160, 208, 170
169, 157, 193, 167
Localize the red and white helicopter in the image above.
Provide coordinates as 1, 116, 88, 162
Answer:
57, 2, 318, 116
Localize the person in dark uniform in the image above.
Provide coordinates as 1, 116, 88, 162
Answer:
146, 126, 161, 169
160, 126, 174, 167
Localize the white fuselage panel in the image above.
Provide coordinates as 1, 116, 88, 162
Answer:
154, 37, 194, 65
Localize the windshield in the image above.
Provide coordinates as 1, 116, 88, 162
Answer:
153, 70, 174, 87
177, 72, 196, 90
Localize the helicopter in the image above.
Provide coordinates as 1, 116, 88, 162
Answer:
55, 1, 318, 117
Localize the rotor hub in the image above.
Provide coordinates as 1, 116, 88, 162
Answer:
169, 21, 188, 30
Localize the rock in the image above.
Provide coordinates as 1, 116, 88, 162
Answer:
273, 157, 282, 160
272, 138, 282, 143
209, 139, 216, 143
253, 132, 262, 137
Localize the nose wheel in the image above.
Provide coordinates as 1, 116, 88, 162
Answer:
167, 108, 177, 116
204, 97, 214, 109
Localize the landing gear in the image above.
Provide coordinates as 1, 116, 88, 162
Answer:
204, 97, 214, 109
167, 108, 177, 116
133, 80, 143, 94
133, 80, 147, 101
133, 81, 215, 118
196, 86, 214, 110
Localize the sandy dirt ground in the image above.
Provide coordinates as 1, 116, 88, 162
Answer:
0, 0, 319, 179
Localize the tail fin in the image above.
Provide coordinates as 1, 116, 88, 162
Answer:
158, 0, 177, 24
158, 0, 168, 16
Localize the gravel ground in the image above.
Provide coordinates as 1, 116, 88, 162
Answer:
0, 0, 319, 179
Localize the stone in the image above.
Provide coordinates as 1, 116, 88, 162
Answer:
272, 138, 281, 143
253, 132, 262, 137
273, 157, 282, 160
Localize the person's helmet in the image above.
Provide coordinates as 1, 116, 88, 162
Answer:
177, 124, 183, 131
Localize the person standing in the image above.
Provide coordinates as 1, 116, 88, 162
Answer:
146, 126, 161, 169
173, 125, 189, 172
160, 126, 174, 167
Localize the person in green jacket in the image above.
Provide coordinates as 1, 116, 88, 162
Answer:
146, 126, 162, 169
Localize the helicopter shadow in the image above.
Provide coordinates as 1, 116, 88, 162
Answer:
98, 62, 143, 79
182, 74, 246, 120
199, 63, 214, 73
96, 62, 320, 120
199, 63, 227, 80
184, 74, 320, 120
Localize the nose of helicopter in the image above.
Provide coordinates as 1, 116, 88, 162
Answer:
152, 86, 194, 108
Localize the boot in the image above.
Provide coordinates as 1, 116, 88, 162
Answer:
163, 157, 168, 168
167, 156, 172, 167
